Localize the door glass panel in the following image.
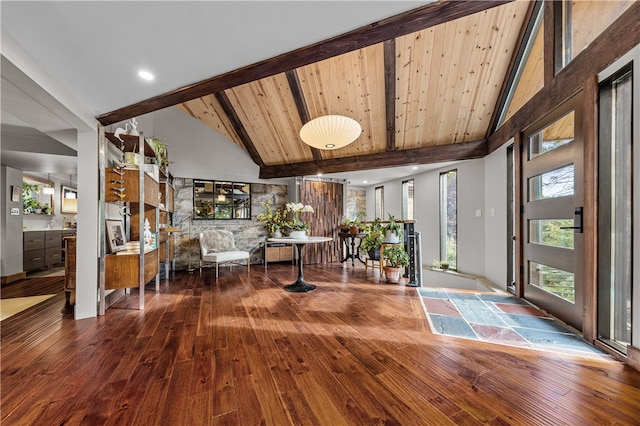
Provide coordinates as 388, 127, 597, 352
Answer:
528, 164, 574, 200
529, 261, 575, 303
528, 219, 574, 248
598, 66, 633, 353
529, 111, 574, 159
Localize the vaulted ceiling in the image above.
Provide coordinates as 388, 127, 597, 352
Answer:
96, 0, 534, 179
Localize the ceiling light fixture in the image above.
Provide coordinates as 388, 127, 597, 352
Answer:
299, 61, 361, 150
65, 174, 76, 199
300, 115, 361, 150
138, 70, 154, 81
42, 173, 55, 194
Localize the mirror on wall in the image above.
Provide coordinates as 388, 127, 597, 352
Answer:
61, 186, 78, 214
22, 174, 54, 215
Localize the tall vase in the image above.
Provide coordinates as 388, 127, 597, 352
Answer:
272, 229, 282, 238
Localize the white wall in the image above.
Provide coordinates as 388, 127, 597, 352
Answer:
132, 106, 288, 185
484, 142, 510, 289
366, 158, 488, 278
1, 166, 25, 276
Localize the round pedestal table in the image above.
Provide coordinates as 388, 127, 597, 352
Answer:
267, 236, 333, 292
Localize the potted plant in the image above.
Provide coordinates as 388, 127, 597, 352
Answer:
359, 217, 384, 260
257, 200, 288, 237
349, 218, 360, 234
283, 202, 314, 239
439, 260, 450, 270
357, 209, 367, 226
339, 216, 350, 233
382, 244, 409, 284
22, 183, 42, 213
384, 213, 402, 243
147, 137, 169, 169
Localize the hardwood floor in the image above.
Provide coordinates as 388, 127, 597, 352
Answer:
2, 264, 640, 425
1, 275, 65, 299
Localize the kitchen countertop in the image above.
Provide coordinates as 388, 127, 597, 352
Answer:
23, 228, 77, 232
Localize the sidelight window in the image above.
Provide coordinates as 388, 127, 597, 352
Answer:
439, 170, 457, 269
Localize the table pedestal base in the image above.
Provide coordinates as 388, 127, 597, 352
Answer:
283, 243, 316, 292
284, 280, 316, 292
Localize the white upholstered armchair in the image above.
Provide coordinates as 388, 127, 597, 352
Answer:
199, 230, 250, 279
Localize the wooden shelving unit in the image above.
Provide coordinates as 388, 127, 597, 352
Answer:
99, 130, 160, 314
159, 172, 176, 277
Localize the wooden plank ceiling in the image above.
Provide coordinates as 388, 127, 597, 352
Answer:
101, 1, 533, 179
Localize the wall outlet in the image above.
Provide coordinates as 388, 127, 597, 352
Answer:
11, 208, 20, 215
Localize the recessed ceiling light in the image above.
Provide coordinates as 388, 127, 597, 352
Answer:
363, 180, 368, 184
138, 70, 154, 81
412, 166, 418, 170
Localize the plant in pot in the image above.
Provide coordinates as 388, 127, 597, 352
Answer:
22, 183, 42, 213
382, 244, 409, 284
339, 216, 351, 233
147, 137, 169, 170
349, 218, 360, 234
284, 202, 314, 239
384, 213, 402, 243
359, 217, 384, 260
439, 260, 450, 270
257, 200, 288, 238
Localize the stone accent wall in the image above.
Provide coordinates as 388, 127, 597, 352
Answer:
346, 189, 366, 220
172, 178, 288, 270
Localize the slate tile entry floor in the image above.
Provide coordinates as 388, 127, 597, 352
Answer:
419, 288, 610, 358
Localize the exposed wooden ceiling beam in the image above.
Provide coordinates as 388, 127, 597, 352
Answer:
488, 2, 640, 153
384, 39, 396, 152
286, 70, 323, 162
96, 0, 513, 125
259, 140, 487, 179
214, 91, 264, 167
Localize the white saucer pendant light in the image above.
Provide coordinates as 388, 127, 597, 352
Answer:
300, 115, 361, 150
299, 58, 361, 150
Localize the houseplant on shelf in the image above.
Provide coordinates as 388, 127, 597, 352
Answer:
339, 216, 350, 233
284, 202, 314, 239
257, 200, 288, 238
384, 213, 402, 243
359, 217, 384, 260
382, 244, 409, 284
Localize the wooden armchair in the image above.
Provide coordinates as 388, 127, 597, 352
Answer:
198, 230, 250, 279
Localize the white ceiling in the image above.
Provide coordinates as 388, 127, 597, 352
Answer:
1, 1, 427, 116
1, 1, 442, 184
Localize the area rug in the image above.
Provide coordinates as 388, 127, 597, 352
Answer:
0, 294, 56, 321
418, 287, 609, 358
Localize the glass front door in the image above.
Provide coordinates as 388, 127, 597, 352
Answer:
522, 95, 584, 330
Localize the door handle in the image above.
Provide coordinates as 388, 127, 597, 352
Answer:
560, 207, 583, 233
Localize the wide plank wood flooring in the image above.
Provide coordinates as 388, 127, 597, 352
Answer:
2, 263, 640, 425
